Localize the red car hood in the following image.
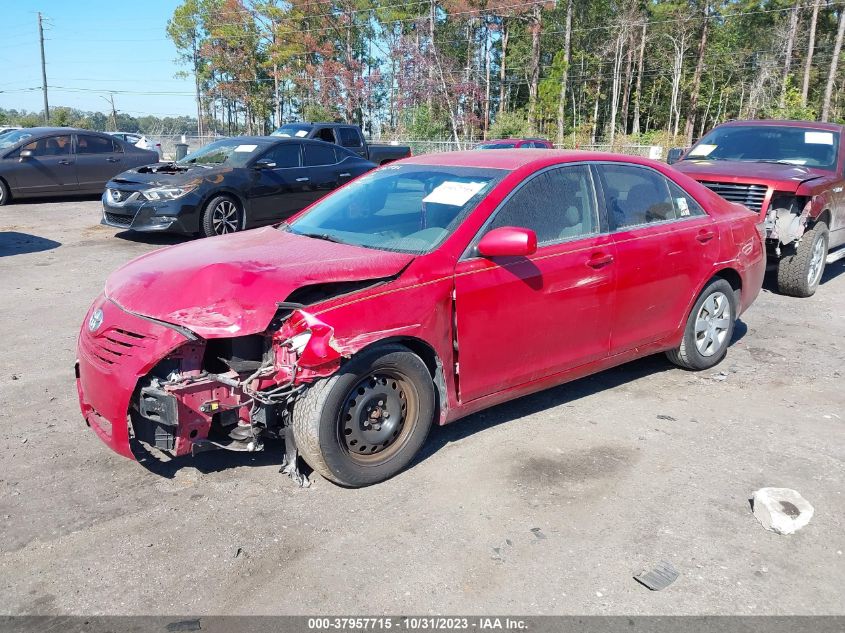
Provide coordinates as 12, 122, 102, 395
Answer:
104, 227, 414, 338
674, 159, 829, 191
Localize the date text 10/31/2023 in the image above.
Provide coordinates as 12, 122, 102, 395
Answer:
307, 617, 528, 630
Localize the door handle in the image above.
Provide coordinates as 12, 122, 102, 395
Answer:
339, 173, 351, 178
696, 229, 716, 243
586, 252, 614, 268
58, 159, 74, 165
296, 177, 310, 182
107, 157, 121, 163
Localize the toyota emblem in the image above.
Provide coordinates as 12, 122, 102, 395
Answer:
88, 308, 104, 332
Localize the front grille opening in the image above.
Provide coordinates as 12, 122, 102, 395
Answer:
701, 182, 768, 213
104, 335, 133, 348
114, 328, 145, 340
105, 212, 133, 227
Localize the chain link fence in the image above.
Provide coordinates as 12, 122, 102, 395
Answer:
148, 134, 664, 161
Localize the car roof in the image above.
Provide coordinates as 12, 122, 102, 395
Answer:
717, 119, 844, 132
483, 138, 548, 143
402, 149, 659, 171
277, 122, 355, 128
13, 127, 113, 136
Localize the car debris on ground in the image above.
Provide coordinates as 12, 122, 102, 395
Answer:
634, 560, 680, 591
751, 487, 814, 535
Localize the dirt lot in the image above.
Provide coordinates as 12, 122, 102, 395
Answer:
0, 198, 843, 616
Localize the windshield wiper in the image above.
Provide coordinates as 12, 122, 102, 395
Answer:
296, 231, 346, 244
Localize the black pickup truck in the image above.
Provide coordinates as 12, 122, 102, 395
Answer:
271, 123, 411, 165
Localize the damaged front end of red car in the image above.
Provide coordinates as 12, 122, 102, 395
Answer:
76, 297, 348, 485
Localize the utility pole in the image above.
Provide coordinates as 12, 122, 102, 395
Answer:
38, 12, 49, 124
100, 94, 118, 130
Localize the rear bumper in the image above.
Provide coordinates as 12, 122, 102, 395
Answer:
76, 295, 192, 459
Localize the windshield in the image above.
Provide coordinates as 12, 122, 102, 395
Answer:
287, 164, 506, 254
271, 124, 311, 138
0, 129, 34, 149
684, 125, 840, 169
176, 139, 265, 167
477, 142, 516, 149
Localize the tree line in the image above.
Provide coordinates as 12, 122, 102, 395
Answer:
166, 0, 845, 146
0, 107, 200, 136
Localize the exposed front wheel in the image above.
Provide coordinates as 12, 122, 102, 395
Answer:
292, 345, 435, 487
776, 222, 829, 298
667, 278, 737, 370
0, 178, 10, 206
200, 195, 243, 238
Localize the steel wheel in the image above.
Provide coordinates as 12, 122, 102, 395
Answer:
211, 199, 240, 235
338, 370, 419, 465
807, 234, 826, 287
694, 291, 731, 357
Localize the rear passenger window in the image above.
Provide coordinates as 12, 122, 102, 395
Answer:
600, 165, 676, 229
667, 180, 706, 217
304, 143, 337, 166
77, 134, 115, 154
485, 165, 598, 245
338, 127, 362, 148
315, 128, 336, 143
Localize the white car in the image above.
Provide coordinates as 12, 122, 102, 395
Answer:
0, 126, 23, 135
107, 132, 160, 156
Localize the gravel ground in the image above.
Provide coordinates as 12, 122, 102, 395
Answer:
0, 198, 843, 616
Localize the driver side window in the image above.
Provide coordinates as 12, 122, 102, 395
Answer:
485, 165, 599, 245
18, 135, 72, 157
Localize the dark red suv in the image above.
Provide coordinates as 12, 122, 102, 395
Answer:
475, 138, 554, 149
670, 120, 845, 297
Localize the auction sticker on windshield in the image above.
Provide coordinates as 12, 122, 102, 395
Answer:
688, 144, 717, 157
805, 131, 834, 145
422, 181, 486, 206
234, 144, 258, 152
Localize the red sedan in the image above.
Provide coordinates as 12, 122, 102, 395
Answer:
76, 150, 765, 487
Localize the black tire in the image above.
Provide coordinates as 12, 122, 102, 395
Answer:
776, 222, 829, 298
200, 195, 243, 238
292, 344, 435, 487
666, 278, 737, 370
0, 178, 10, 206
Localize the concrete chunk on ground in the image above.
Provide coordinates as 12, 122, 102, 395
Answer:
752, 487, 814, 535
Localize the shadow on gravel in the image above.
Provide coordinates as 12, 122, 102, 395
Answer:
6, 194, 102, 205
0, 231, 61, 257
113, 230, 192, 246
416, 319, 749, 467
132, 437, 286, 479
821, 257, 845, 285
130, 319, 749, 480
762, 256, 845, 293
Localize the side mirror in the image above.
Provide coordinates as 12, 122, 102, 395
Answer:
477, 226, 538, 258
254, 158, 276, 170
666, 147, 684, 165
19, 150, 33, 161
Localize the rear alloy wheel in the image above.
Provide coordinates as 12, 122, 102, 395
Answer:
667, 278, 737, 370
292, 345, 435, 487
776, 222, 829, 298
0, 178, 10, 206
201, 195, 243, 238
